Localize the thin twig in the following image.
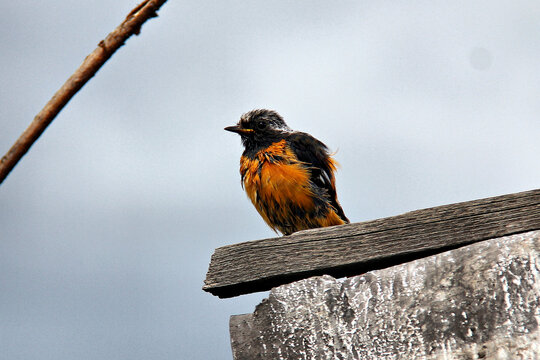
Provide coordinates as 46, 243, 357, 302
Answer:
0, 0, 169, 185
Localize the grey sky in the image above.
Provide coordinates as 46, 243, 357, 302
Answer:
1, 1, 539, 359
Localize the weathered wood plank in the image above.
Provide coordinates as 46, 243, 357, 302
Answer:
204, 189, 540, 298
230, 231, 540, 359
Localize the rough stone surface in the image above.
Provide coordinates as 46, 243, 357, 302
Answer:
230, 231, 540, 360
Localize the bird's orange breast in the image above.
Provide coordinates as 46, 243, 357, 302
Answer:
239, 139, 344, 234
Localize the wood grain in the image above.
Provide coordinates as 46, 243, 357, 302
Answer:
229, 231, 540, 359
204, 189, 540, 298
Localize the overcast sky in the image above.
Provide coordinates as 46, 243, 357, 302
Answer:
1, 1, 539, 359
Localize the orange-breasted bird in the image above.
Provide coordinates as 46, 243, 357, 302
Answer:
225, 109, 349, 235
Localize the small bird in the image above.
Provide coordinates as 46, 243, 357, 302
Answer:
225, 109, 349, 235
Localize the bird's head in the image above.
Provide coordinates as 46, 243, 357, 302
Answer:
225, 109, 292, 149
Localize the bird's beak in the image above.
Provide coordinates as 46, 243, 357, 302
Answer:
224, 125, 254, 135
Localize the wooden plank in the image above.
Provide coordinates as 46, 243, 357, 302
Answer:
204, 189, 540, 298
228, 231, 540, 359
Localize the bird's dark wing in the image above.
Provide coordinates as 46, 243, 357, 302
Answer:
287, 132, 349, 223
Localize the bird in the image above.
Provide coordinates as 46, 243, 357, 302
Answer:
225, 109, 349, 235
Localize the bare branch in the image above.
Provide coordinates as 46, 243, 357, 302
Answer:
0, 0, 169, 185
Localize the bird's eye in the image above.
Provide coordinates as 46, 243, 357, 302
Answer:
256, 121, 267, 130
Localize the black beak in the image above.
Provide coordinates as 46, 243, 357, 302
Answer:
224, 125, 241, 133
224, 125, 253, 135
